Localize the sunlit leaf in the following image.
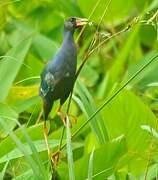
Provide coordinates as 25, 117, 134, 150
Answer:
0, 103, 18, 138
0, 36, 32, 102
75, 136, 127, 179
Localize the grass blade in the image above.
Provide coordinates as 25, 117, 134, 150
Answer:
0, 117, 47, 180
70, 53, 158, 140
75, 80, 109, 143
17, 123, 46, 176
0, 36, 32, 102
66, 116, 75, 180
141, 125, 158, 139
91, 167, 114, 179
0, 139, 59, 163
104, 24, 140, 95
0, 161, 9, 179
0, 103, 18, 138
87, 148, 94, 180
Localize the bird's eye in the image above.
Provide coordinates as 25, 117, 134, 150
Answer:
70, 18, 74, 22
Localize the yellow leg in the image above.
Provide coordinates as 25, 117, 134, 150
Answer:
67, 113, 77, 124
43, 121, 54, 165
52, 105, 78, 166
43, 121, 61, 167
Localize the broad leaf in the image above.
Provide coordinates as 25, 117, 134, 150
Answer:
0, 36, 32, 102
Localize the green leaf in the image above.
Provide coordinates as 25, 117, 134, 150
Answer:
0, 103, 18, 138
0, 139, 59, 164
141, 125, 158, 139
74, 80, 109, 144
13, 96, 41, 113
0, 123, 44, 160
148, 0, 158, 11
33, 34, 59, 61
0, 161, 9, 180
0, 118, 47, 180
0, 36, 32, 102
101, 89, 156, 174
15, 122, 48, 180
10, 20, 59, 61
124, 51, 158, 90
140, 164, 158, 180
75, 136, 127, 180
101, 90, 156, 151
80, 64, 99, 87
13, 169, 34, 180
105, 24, 140, 96
78, 0, 135, 23
87, 148, 94, 180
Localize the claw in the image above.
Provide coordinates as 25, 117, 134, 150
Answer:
68, 114, 77, 124
51, 151, 60, 166
56, 106, 77, 127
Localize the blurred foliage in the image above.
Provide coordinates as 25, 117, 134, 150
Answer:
0, 0, 158, 179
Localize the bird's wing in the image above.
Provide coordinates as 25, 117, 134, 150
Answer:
40, 63, 71, 97
40, 71, 56, 97
40, 48, 77, 98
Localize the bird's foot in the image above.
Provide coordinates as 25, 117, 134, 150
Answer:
56, 106, 77, 127
68, 114, 77, 124
48, 152, 55, 167
58, 113, 77, 128
49, 150, 60, 167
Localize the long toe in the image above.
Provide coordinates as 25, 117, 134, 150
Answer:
69, 114, 77, 124
51, 151, 60, 166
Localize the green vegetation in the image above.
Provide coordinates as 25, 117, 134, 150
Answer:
0, 0, 158, 179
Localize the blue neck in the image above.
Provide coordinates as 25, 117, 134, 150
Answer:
61, 28, 75, 48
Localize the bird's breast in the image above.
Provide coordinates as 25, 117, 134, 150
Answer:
61, 43, 77, 71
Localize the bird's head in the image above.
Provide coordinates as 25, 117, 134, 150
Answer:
64, 17, 89, 31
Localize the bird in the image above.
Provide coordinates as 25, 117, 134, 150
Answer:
39, 17, 89, 164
